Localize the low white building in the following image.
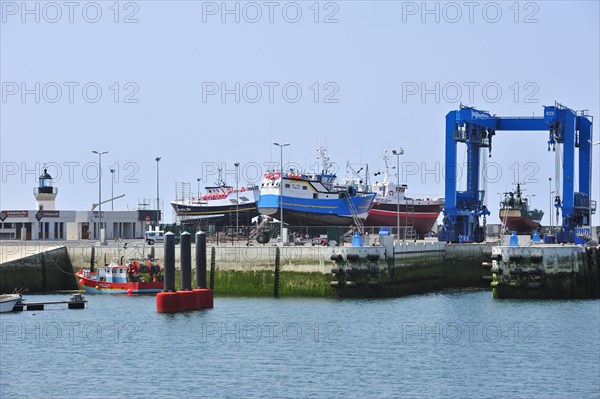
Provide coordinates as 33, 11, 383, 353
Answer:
0, 169, 158, 241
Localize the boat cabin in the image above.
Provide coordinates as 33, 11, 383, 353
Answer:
372, 182, 408, 201
84, 265, 129, 283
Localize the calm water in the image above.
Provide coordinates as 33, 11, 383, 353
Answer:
1, 291, 599, 399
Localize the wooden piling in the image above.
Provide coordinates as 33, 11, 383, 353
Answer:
209, 246, 216, 290
274, 247, 281, 298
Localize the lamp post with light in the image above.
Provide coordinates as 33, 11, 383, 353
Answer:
234, 162, 240, 239
155, 157, 161, 229
591, 140, 600, 229
110, 168, 115, 211
92, 150, 108, 243
273, 142, 290, 244
392, 148, 404, 240
549, 177, 553, 234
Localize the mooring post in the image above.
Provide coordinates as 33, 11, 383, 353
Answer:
90, 246, 95, 273
150, 246, 155, 260
196, 231, 207, 288
180, 232, 192, 290
274, 247, 281, 298
210, 246, 216, 290
164, 232, 176, 292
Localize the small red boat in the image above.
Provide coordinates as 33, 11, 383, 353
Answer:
77, 259, 164, 295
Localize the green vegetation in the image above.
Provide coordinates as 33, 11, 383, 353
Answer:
183, 270, 335, 297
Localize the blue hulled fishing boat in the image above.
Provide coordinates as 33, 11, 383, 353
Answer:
258, 147, 376, 226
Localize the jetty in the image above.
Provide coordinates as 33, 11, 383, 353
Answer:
489, 234, 600, 299
11, 293, 87, 311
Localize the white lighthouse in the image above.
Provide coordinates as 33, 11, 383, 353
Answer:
34, 168, 58, 210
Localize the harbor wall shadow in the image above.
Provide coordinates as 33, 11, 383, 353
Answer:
0, 245, 78, 293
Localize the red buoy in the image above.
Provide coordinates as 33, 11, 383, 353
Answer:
193, 288, 214, 309
156, 292, 183, 313
179, 291, 197, 311
127, 288, 133, 296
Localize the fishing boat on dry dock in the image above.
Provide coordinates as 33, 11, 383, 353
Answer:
258, 147, 376, 227
364, 151, 444, 237
171, 168, 260, 228
499, 183, 544, 234
77, 259, 164, 294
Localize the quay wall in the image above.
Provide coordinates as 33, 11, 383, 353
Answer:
330, 242, 494, 297
0, 244, 78, 293
1, 241, 494, 296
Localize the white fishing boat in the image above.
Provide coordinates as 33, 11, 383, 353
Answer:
171, 168, 260, 227
0, 294, 22, 313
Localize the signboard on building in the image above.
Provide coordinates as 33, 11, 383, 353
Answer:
0, 210, 29, 221
35, 210, 60, 221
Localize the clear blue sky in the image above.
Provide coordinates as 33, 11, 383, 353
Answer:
1, 1, 599, 225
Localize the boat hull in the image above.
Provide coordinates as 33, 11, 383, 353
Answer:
172, 203, 258, 220
77, 273, 163, 294
503, 217, 541, 234
365, 202, 442, 236
258, 193, 376, 227
0, 295, 21, 312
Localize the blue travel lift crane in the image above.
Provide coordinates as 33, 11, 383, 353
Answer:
438, 102, 594, 244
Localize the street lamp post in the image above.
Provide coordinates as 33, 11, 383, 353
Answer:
196, 178, 201, 199
591, 140, 600, 228
549, 177, 553, 234
110, 168, 115, 211
156, 157, 161, 229
392, 148, 404, 240
273, 142, 290, 244
92, 150, 108, 242
234, 162, 240, 240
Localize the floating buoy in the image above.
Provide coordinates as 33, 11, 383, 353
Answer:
127, 289, 133, 296
156, 292, 182, 313
179, 291, 197, 311
156, 289, 213, 313
193, 288, 214, 309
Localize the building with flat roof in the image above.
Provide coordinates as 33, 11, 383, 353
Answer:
0, 169, 159, 240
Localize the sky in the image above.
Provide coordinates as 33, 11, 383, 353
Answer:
1, 0, 599, 225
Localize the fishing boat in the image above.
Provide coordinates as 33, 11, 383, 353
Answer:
171, 168, 260, 228
76, 259, 163, 294
499, 183, 544, 234
257, 147, 376, 226
363, 151, 444, 237
0, 293, 22, 313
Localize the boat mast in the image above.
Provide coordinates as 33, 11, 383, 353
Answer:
345, 161, 369, 191
382, 150, 392, 186
316, 146, 332, 175
216, 167, 225, 187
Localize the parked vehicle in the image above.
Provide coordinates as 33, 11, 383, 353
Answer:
312, 235, 328, 246
145, 230, 165, 245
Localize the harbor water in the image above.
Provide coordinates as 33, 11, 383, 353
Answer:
1, 291, 599, 399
